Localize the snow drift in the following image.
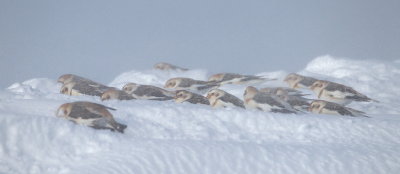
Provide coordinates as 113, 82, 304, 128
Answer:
1, 55, 400, 174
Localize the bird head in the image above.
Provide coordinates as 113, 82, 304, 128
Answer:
243, 86, 258, 100
101, 89, 121, 101
60, 83, 74, 95
154, 62, 171, 70
284, 73, 303, 88
206, 89, 224, 100
208, 73, 224, 82
164, 78, 179, 89
310, 80, 328, 91
57, 74, 74, 84
56, 103, 72, 117
122, 83, 139, 94
174, 90, 191, 103
309, 100, 326, 113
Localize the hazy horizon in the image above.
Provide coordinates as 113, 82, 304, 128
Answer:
1, 0, 399, 88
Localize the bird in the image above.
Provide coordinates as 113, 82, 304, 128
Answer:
56, 101, 127, 133
153, 62, 188, 71
259, 87, 306, 97
208, 73, 275, 85
57, 74, 110, 90
58, 74, 113, 97
122, 83, 174, 101
243, 86, 297, 113
174, 90, 210, 105
206, 89, 245, 109
60, 81, 114, 97
309, 100, 368, 117
164, 77, 219, 92
284, 73, 318, 89
101, 89, 135, 101
277, 94, 311, 111
58, 74, 86, 84
309, 80, 376, 105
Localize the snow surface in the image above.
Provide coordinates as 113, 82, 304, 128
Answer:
1, 55, 400, 174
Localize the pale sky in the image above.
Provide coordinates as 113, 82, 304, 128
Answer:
1, 0, 399, 88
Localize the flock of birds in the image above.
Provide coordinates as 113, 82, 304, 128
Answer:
55, 62, 377, 133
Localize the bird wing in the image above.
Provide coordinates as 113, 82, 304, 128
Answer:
177, 79, 195, 87
196, 83, 219, 91
253, 93, 289, 109
323, 102, 354, 116
286, 97, 310, 107
325, 82, 358, 94
221, 73, 243, 81
220, 93, 245, 108
135, 86, 166, 97
69, 104, 104, 119
299, 77, 317, 87
241, 75, 264, 82
134, 86, 173, 100
118, 91, 136, 100
73, 82, 110, 96
188, 94, 210, 105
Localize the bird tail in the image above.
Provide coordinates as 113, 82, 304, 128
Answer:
348, 108, 370, 118
257, 76, 277, 81
370, 98, 380, 103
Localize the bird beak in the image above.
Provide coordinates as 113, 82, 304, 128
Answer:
206, 94, 211, 99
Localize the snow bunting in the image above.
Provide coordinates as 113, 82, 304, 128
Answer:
60, 81, 113, 97
208, 73, 275, 85
153, 62, 188, 71
58, 74, 84, 84
56, 101, 127, 133
57, 74, 110, 90
174, 90, 210, 105
122, 83, 174, 101
243, 86, 296, 113
206, 89, 245, 109
164, 77, 219, 92
309, 100, 367, 117
309, 80, 376, 105
101, 89, 135, 101
284, 73, 318, 89
277, 94, 311, 111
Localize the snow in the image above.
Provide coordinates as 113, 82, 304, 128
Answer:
1, 56, 400, 174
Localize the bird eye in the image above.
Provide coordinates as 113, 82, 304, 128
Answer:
63, 110, 68, 115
